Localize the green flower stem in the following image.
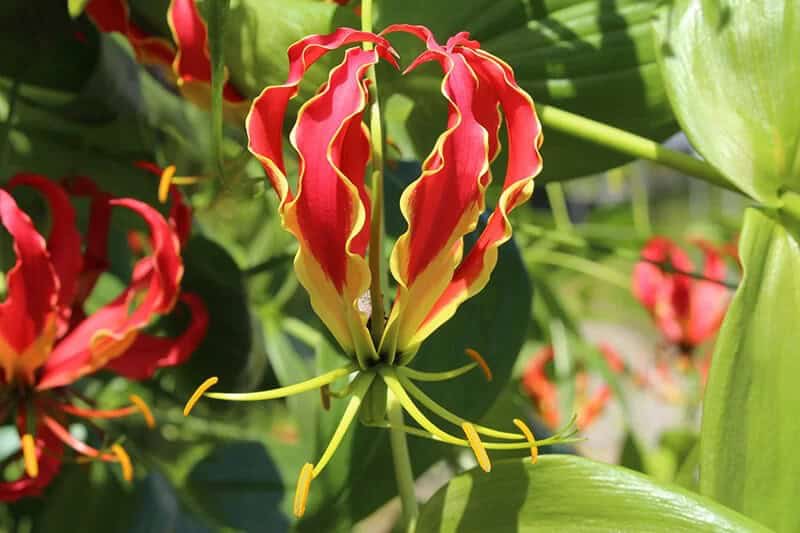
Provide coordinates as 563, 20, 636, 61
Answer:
528, 250, 631, 290
204, 364, 356, 401
630, 171, 652, 237
387, 387, 418, 532
362, 0, 386, 344
535, 103, 738, 193
545, 182, 573, 230
207, 0, 230, 186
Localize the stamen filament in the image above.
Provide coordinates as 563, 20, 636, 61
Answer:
462, 422, 491, 472
21, 433, 38, 478
398, 362, 478, 382
203, 365, 356, 402
464, 349, 492, 381
311, 372, 374, 478
397, 373, 524, 440
129, 395, 156, 428
111, 444, 133, 482
57, 403, 138, 419
294, 463, 314, 518
513, 418, 539, 463
184, 376, 219, 415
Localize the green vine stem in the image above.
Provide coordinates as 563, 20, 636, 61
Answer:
535, 103, 738, 193
388, 388, 419, 532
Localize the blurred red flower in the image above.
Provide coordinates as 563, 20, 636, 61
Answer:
0, 174, 206, 500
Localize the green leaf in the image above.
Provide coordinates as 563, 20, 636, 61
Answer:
700, 207, 800, 531
416, 456, 769, 532
654, 0, 800, 202
378, 0, 677, 180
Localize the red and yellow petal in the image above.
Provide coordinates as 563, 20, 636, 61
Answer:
8, 174, 83, 334
0, 424, 63, 502
0, 190, 59, 384
106, 292, 208, 379
167, 0, 249, 120
282, 47, 380, 361
38, 199, 182, 389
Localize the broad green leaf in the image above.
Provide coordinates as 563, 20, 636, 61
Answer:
417, 456, 768, 532
378, 0, 677, 180
654, 0, 800, 202
700, 207, 800, 531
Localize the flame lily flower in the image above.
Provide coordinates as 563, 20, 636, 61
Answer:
86, 0, 249, 120
185, 26, 579, 516
0, 174, 207, 500
632, 237, 731, 354
522, 344, 625, 431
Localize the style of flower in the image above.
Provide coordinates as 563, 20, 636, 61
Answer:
86, 0, 249, 120
0, 174, 207, 501
632, 237, 731, 354
522, 344, 625, 431
184, 26, 578, 517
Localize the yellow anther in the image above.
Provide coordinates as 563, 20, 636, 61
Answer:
461, 422, 491, 472
111, 444, 133, 482
293, 463, 314, 518
183, 376, 219, 416
21, 434, 38, 478
320, 385, 331, 411
129, 394, 156, 429
512, 418, 539, 464
158, 165, 177, 204
464, 348, 492, 382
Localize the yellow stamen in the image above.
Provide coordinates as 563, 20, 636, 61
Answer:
293, 463, 314, 518
320, 385, 331, 411
129, 394, 156, 428
512, 418, 539, 464
21, 434, 38, 478
158, 165, 177, 204
461, 422, 491, 472
464, 348, 492, 382
183, 376, 219, 416
111, 444, 133, 482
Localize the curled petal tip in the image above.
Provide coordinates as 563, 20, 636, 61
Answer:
512, 418, 538, 464
293, 462, 314, 518
464, 349, 492, 382
21, 434, 38, 478
183, 376, 218, 416
461, 422, 491, 472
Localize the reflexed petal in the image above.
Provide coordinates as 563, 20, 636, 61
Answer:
282, 47, 380, 360
134, 161, 193, 245
383, 31, 541, 354
167, 0, 249, 119
38, 199, 182, 389
61, 177, 113, 325
247, 27, 397, 202
106, 292, 208, 379
0, 190, 58, 383
8, 174, 82, 334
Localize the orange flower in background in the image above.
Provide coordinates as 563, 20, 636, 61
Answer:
522, 344, 625, 431
0, 174, 207, 500
632, 237, 731, 354
86, 0, 249, 120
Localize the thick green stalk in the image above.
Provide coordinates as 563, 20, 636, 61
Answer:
536, 103, 738, 193
207, 0, 229, 185
361, 0, 386, 344
545, 182, 573, 230
387, 387, 418, 532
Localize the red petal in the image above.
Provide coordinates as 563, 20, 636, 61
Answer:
247, 27, 397, 201
687, 243, 730, 345
0, 189, 58, 382
106, 292, 208, 379
521, 346, 560, 428
8, 174, 83, 334
133, 162, 193, 246
38, 200, 183, 389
